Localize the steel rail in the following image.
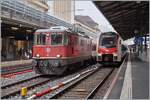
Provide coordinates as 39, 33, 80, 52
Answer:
1, 75, 56, 99
1, 66, 32, 75
86, 68, 114, 99
1, 75, 42, 89
27, 65, 99, 99
49, 67, 114, 99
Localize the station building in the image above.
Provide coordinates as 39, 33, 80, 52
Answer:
1, 0, 48, 61
48, 0, 75, 24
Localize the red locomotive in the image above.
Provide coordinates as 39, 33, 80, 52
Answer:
32, 26, 95, 75
97, 32, 127, 65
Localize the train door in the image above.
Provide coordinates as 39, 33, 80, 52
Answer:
68, 34, 76, 57
71, 35, 78, 56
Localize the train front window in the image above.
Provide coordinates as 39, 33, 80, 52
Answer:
51, 33, 63, 45
100, 36, 117, 48
34, 33, 46, 45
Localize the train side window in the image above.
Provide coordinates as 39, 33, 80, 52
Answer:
74, 36, 78, 45
36, 34, 40, 45
34, 34, 37, 45
92, 44, 96, 51
63, 34, 68, 45
80, 39, 84, 46
40, 33, 46, 45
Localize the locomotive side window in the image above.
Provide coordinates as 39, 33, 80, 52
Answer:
80, 39, 84, 46
51, 33, 63, 45
63, 34, 68, 45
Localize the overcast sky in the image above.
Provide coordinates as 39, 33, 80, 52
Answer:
75, 1, 116, 33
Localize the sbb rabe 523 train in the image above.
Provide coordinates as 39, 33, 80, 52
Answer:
96, 32, 127, 65
32, 26, 96, 75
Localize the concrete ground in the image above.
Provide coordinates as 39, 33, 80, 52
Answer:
107, 49, 149, 99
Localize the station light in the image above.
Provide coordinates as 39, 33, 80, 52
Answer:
11, 27, 18, 30
26, 30, 32, 33
9, 36, 15, 39
113, 53, 118, 56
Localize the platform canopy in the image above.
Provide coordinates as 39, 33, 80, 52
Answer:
93, 1, 149, 40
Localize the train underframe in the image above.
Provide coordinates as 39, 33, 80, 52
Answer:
97, 54, 122, 66
33, 56, 95, 75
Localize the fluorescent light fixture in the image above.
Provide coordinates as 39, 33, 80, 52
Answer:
9, 36, 15, 39
11, 27, 18, 30
26, 30, 32, 32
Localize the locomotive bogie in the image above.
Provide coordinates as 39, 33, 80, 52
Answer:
34, 55, 92, 75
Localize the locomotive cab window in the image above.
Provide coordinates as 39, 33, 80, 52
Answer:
51, 33, 68, 45
51, 33, 63, 45
34, 33, 46, 45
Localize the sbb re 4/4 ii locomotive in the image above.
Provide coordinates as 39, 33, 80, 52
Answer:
32, 26, 95, 75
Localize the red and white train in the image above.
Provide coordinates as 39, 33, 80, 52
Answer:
97, 32, 127, 65
32, 26, 96, 75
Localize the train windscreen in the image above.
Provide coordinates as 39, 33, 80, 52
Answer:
34, 33, 46, 45
99, 34, 117, 48
51, 33, 68, 45
51, 33, 63, 45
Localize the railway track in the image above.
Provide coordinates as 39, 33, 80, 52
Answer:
1, 64, 33, 75
38, 67, 114, 99
1, 75, 56, 99
2, 63, 116, 99
1, 64, 100, 99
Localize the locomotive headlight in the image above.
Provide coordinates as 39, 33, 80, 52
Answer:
36, 54, 40, 57
113, 53, 118, 56
56, 54, 61, 58
98, 53, 102, 56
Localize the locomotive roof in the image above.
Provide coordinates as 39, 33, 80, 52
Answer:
35, 26, 72, 33
35, 29, 71, 33
101, 31, 118, 35
35, 29, 51, 32
35, 26, 90, 39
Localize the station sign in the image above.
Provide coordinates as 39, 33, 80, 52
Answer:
134, 36, 144, 45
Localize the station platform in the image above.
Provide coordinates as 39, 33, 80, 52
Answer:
1, 59, 33, 67
106, 49, 149, 99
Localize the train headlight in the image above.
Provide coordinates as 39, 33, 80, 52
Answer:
113, 53, 118, 56
98, 53, 102, 56
56, 54, 61, 58
36, 54, 40, 57
113, 53, 118, 61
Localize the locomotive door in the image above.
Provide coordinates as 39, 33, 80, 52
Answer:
71, 36, 75, 55
69, 35, 78, 56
